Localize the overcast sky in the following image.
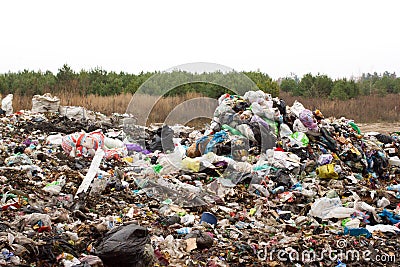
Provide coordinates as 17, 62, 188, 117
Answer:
0, 0, 399, 78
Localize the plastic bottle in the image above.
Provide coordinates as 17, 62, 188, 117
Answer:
387, 184, 400, 192
176, 227, 192, 234
272, 186, 284, 194
181, 214, 195, 225
90, 173, 107, 196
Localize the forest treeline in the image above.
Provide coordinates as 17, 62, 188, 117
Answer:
1, 64, 399, 100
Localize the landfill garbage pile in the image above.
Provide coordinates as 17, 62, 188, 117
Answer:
0, 92, 399, 266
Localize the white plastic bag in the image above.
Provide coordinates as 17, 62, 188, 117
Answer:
250, 102, 265, 117
1, 94, 13, 115
46, 133, 63, 145
293, 119, 308, 133
243, 90, 266, 103
59, 106, 93, 121
31, 93, 60, 113
42, 175, 66, 196
104, 137, 125, 149
279, 123, 293, 138
213, 102, 235, 118
377, 197, 390, 208
290, 100, 305, 117
366, 224, 400, 234
344, 218, 360, 229
236, 124, 255, 141
309, 197, 356, 219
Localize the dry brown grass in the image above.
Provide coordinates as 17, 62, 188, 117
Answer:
280, 92, 400, 123
8, 92, 400, 124
12, 92, 212, 125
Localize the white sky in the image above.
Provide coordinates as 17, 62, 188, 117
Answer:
0, 0, 399, 79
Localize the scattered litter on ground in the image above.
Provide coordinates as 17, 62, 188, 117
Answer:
0, 91, 399, 266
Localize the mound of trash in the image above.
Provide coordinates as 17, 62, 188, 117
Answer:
0, 91, 399, 266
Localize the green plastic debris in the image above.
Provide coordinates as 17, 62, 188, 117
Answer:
348, 121, 361, 134
221, 124, 244, 136
45, 181, 62, 187
152, 164, 163, 173
162, 198, 172, 205
341, 218, 351, 227
289, 132, 309, 147
253, 164, 276, 171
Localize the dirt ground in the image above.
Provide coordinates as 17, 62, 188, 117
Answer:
358, 122, 400, 134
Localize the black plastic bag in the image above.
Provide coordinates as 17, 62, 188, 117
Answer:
184, 230, 214, 249
320, 127, 337, 151
149, 125, 174, 152
96, 224, 154, 267
376, 134, 393, 144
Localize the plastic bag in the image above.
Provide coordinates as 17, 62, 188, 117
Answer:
204, 131, 228, 154
290, 100, 305, 117
299, 109, 318, 130
1, 94, 13, 115
135, 178, 208, 207
279, 123, 293, 138
309, 197, 356, 219
243, 90, 266, 103
250, 114, 270, 132
59, 106, 93, 121
366, 224, 400, 234
158, 152, 184, 174
104, 137, 124, 149
318, 154, 333, 165
288, 132, 309, 147
213, 102, 235, 118
236, 124, 256, 142
89, 174, 108, 197
22, 213, 52, 227
62, 130, 105, 158
96, 224, 154, 267
293, 119, 308, 133
31, 93, 60, 113
42, 176, 66, 196
149, 125, 174, 153
250, 102, 266, 117
316, 163, 339, 179
46, 134, 63, 145
343, 218, 360, 229
5, 154, 32, 166
182, 157, 201, 172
